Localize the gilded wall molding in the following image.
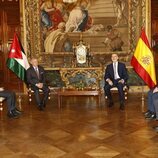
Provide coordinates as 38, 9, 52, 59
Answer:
129, 0, 139, 55
22, 0, 41, 59
60, 67, 103, 89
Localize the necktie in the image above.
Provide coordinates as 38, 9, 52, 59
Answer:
35, 67, 39, 79
113, 62, 117, 80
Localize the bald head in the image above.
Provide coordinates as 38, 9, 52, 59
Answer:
30, 58, 38, 67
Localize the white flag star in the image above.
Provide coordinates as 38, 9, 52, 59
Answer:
11, 49, 16, 53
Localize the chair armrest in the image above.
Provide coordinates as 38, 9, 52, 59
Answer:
0, 97, 5, 102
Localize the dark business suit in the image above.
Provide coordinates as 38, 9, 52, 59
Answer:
26, 65, 50, 107
104, 62, 128, 104
0, 90, 16, 111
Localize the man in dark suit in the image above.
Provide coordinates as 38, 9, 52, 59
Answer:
104, 53, 128, 110
26, 58, 50, 111
0, 88, 22, 118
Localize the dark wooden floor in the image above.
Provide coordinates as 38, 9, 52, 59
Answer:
0, 93, 158, 158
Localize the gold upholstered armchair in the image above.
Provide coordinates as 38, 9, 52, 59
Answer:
105, 85, 129, 100
0, 97, 5, 111
27, 85, 51, 102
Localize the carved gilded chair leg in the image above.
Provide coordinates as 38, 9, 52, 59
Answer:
0, 101, 3, 111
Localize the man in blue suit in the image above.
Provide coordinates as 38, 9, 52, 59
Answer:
104, 53, 128, 110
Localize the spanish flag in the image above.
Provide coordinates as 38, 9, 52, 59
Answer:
131, 28, 157, 88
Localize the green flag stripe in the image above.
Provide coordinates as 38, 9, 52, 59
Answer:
7, 58, 26, 82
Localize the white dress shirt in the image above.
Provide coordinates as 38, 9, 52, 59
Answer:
113, 62, 120, 79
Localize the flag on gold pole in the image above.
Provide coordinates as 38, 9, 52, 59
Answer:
7, 33, 30, 82
131, 28, 157, 88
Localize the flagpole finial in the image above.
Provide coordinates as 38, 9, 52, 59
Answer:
14, 28, 19, 36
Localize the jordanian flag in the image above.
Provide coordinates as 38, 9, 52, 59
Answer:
7, 33, 30, 82
131, 28, 157, 88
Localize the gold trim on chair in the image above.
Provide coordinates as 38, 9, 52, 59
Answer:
27, 85, 51, 103
0, 97, 5, 111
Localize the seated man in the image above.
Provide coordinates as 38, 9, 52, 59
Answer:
0, 88, 22, 118
144, 87, 158, 132
26, 58, 50, 111
104, 53, 128, 110
144, 88, 157, 120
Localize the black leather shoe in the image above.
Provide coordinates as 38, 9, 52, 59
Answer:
144, 110, 152, 117
13, 108, 22, 115
11, 109, 21, 116
7, 111, 19, 119
42, 101, 46, 108
108, 102, 114, 107
120, 104, 125, 111
38, 106, 44, 111
145, 113, 156, 120
145, 112, 153, 118
153, 126, 158, 132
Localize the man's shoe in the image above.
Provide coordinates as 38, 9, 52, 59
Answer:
38, 106, 44, 111
145, 112, 153, 118
7, 111, 19, 119
42, 101, 46, 108
120, 104, 125, 111
119, 100, 125, 110
144, 110, 152, 117
13, 108, 22, 115
11, 109, 21, 116
153, 126, 158, 132
108, 102, 114, 107
145, 113, 156, 120
156, 118, 158, 121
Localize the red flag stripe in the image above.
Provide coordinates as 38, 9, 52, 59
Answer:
8, 33, 23, 59
140, 28, 151, 50
131, 56, 156, 88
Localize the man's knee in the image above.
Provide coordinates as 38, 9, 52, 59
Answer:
42, 86, 50, 94
152, 93, 158, 101
45, 88, 50, 94
104, 84, 111, 91
34, 89, 39, 95
148, 89, 153, 96
117, 83, 124, 90
8, 91, 15, 98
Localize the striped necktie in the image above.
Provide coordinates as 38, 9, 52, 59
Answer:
35, 67, 39, 79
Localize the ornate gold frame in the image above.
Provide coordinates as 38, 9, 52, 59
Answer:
20, 0, 151, 65
60, 67, 103, 89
